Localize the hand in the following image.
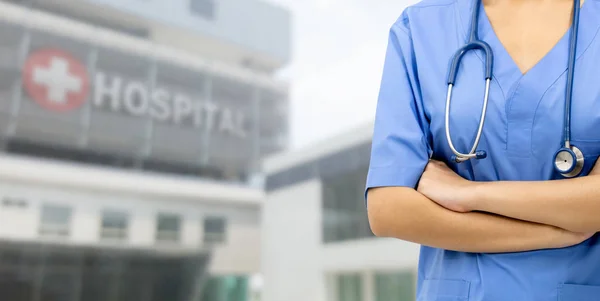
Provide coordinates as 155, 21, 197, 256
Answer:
417, 160, 475, 213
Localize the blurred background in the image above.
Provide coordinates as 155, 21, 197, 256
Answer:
0, 0, 419, 301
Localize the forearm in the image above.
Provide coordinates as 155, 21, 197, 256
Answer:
470, 174, 600, 232
368, 187, 572, 253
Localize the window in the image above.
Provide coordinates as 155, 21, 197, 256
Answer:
156, 213, 181, 243
202, 276, 248, 301
190, 0, 216, 20
203, 216, 227, 244
337, 274, 363, 301
375, 272, 416, 301
39, 204, 71, 237
100, 210, 128, 240
322, 167, 373, 243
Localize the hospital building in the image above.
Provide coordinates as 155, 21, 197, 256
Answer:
262, 123, 420, 301
0, 0, 290, 300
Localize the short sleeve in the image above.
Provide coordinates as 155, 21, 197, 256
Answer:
365, 23, 430, 199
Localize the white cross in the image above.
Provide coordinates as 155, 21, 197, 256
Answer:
33, 57, 82, 104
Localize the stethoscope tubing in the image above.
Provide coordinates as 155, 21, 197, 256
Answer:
564, 0, 581, 147
446, 0, 581, 168
445, 79, 491, 162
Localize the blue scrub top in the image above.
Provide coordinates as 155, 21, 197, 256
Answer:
366, 0, 600, 300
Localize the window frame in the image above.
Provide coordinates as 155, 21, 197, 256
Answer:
39, 204, 72, 238
99, 209, 129, 241
155, 212, 182, 243
321, 166, 372, 243
203, 216, 227, 245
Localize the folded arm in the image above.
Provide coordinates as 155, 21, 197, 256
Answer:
419, 159, 600, 233
365, 21, 590, 253
468, 171, 600, 233
367, 186, 589, 253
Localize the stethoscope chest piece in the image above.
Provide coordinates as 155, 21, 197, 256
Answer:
553, 145, 584, 178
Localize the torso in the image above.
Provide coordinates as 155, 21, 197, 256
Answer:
396, 0, 600, 299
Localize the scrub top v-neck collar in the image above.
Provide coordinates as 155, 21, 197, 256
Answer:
455, 0, 600, 157
457, 0, 600, 96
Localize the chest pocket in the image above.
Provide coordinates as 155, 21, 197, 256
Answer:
417, 279, 470, 301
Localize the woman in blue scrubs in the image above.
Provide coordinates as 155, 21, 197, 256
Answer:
366, 0, 600, 300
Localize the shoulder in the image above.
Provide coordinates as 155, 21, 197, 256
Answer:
391, 0, 459, 35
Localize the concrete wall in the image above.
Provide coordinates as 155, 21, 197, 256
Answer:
261, 179, 326, 301
0, 180, 261, 274
211, 206, 262, 274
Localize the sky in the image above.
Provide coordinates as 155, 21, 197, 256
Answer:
265, 0, 419, 149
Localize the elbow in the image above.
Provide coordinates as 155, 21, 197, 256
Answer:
367, 197, 389, 237
366, 188, 401, 238
367, 187, 419, 238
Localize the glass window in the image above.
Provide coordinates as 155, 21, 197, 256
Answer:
337, 274, 362, 301
100, 210, 129, 240
190, 0, 216, 20
322, 166, 372, 243
202, 276, 248, 301
156, 213, 181, 243
39, 204, 71, 237
375, 272, 416, 301
204, 216, 227, 244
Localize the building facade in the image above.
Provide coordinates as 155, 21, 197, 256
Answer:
262, 124, 419, 301
0, 0, 290, 300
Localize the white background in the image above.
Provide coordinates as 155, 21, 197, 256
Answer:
268, 0, 420, 148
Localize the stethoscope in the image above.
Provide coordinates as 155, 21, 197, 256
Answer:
445, 0, 584, 178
